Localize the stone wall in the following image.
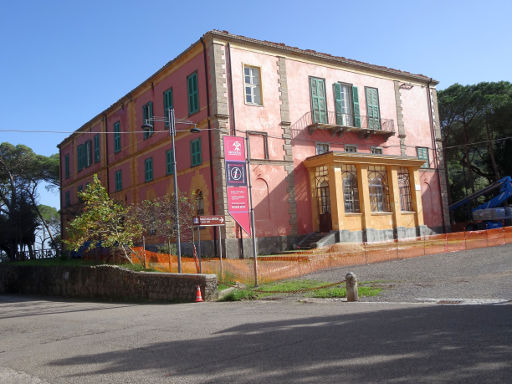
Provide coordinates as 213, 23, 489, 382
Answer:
0, 265, 217, 302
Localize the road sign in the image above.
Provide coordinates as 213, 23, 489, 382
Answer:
193, 215, 225, 227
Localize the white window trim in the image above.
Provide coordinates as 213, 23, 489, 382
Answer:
243, 65, 263, 106
370, 146, 383, 154
345, 144, 358, 153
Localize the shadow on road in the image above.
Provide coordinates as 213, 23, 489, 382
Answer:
48, 304, 512, 383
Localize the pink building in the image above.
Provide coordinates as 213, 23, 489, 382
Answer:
59, 30, 449, 257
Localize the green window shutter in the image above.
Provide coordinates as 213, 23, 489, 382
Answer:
191, 138, 202, 166
65, 154, 70, 178
77, 145, 82, 171
87, 140, 93, 167
145, 158, 153, 182
310, 77, 327, 124
365, 87, 380, 130
143, 102, 154, 139
65, 191, 70, 207
333, 83, 343, 125
163, 88, 173, 127
94, 134, 100, 163
417, 147, 429, 168
115, 170, 122, 191
166, 149, 174, 175
352, 86, 361, 128
114, 122, 121, 152
187, 73, 199, 114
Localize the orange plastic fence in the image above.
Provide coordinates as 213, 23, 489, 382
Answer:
131, 227, 512, 284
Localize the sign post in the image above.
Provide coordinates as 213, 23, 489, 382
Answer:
193, 215, 226, 278
223, 136, 258, 286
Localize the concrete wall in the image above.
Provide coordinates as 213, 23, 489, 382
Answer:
0, 265, 217, 302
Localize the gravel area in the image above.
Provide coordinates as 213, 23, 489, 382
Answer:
299, 242, 512, 303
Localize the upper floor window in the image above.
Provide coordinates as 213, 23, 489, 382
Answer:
145, 158, 153, 182
416, 147, 430, 168
371, 146, 383, 154
342, 164, 360, 213
368, 165, 391, 212
333, 83, 361, 127
190, 138, 202, 167
365, 87, 381, 130
345, 144, 357, 153
187, 72, 199, 115
398, 167, 413, 211
77, 140, 92, 172
316, 143, 330, 155
163, 88, 173, 127
309, 77, 327, 124
64, 154, 70, 179
114, 121, 121, 153
93, 134, 100, 163
143, 102, 154, 139
244, 66, 262, 105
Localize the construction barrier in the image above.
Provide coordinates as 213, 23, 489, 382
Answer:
131, 226, 512, 285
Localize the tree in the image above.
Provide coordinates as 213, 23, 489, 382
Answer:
128, 193, 196, 255
64, 174, 142, 263
438, 82, 512, 213
0, 142, 59, 261
36, 205, 60, 255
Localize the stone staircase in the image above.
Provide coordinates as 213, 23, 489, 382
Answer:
295, 232, 336, 250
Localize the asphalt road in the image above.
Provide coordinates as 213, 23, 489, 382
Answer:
303, 242, 512, 303
1, 244, 511, 383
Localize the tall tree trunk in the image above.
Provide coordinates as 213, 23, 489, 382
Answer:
485, 115, 500, 181
462, 124, 475, 194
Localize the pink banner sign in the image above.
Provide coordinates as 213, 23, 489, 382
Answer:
224, 136, 251, 234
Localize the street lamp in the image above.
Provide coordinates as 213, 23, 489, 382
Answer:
141, 107, 199, 273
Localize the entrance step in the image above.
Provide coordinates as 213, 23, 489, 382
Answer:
295, 232, 335, 250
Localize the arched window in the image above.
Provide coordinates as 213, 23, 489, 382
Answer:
368, 165, 390, 212
342, 164, 360, 213
398, 167, 413, 211
315, 166, 330, 214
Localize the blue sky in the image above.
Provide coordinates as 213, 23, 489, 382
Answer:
1, 0, 511, 209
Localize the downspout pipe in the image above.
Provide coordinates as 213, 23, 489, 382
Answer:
426, 78, 447, 233
200, 36, 218, 257
104, 113, 110, 194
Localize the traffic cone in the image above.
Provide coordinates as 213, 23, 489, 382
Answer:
195, 285, 204, 302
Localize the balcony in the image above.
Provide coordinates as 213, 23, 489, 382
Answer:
299, 111, 395, 139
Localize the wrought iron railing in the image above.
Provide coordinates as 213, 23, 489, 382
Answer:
295, 111, 395, 134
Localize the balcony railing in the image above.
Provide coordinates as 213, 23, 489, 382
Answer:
297, 111, 395, 138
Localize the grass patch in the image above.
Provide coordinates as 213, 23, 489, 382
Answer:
218, 279, 382, 301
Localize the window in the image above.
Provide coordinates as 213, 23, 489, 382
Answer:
244, 66, 262, 105
315, 166, 330, 214
345, 144, 357, 153
78, 185, 83, 193
166, 149, 174, 175
195, 190, 204, 215
65, 191, 70, 207
115, 170, 122, 192
64, 154, 69, 179
187, 72, 199, 115
398, 167, 413, 211
342, 164, 360, 213
310, 77, 327, 124
316, 143, 330, 155
365, 87, 381, 130
190, 138, 202, 167
77, 145, 82, 171
163, 88, 173, 127
145, 158, 153, 182
114, 121, 121, 153
143, 102, 154, 139
94, 134, 100, 163
417, 147, 430, 168
77, 141, 92, 171
333, 83, 361, 127
371, 146, 383, 154
368, 165, 391, 212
